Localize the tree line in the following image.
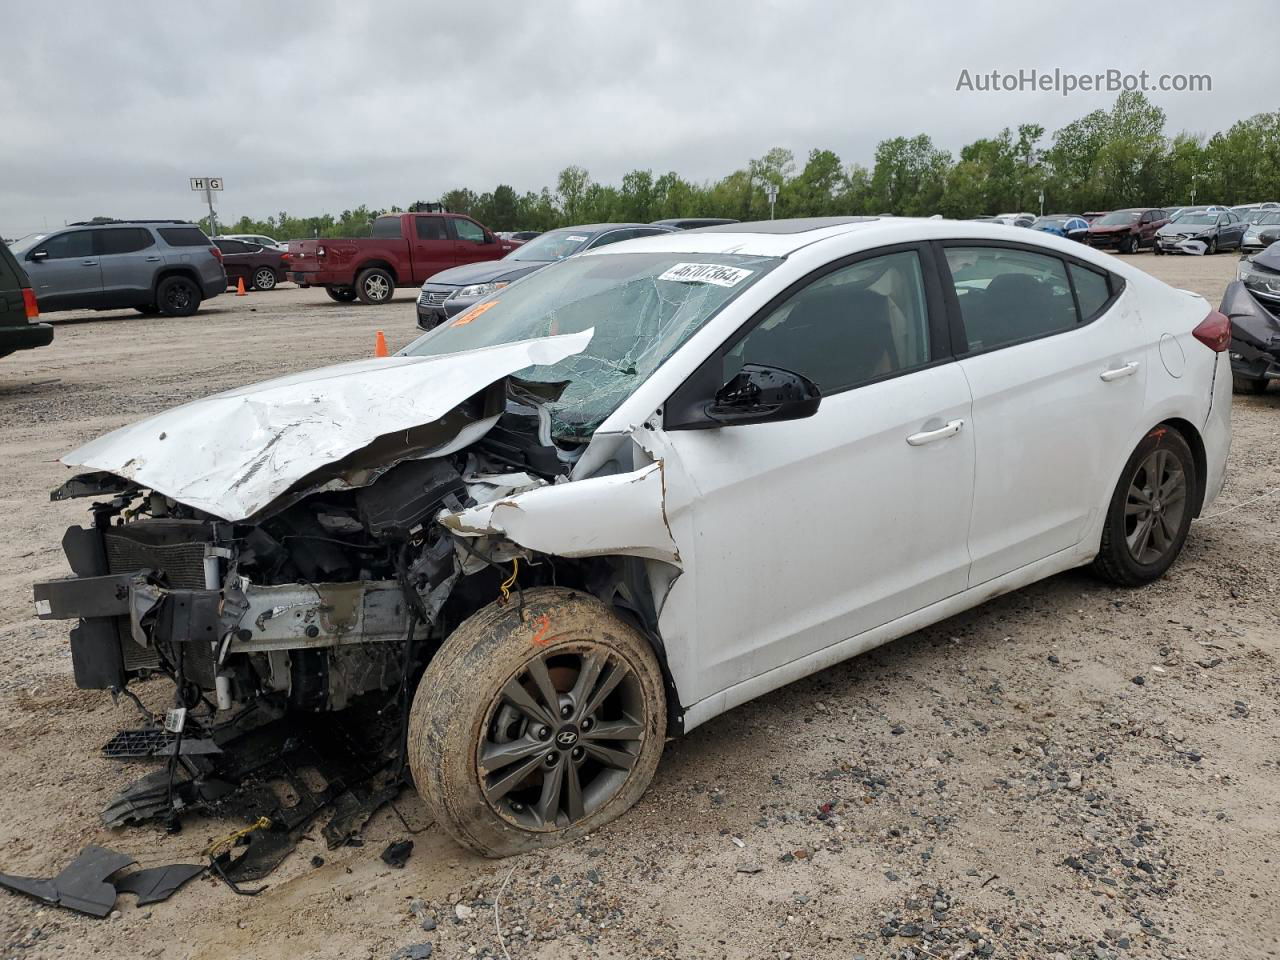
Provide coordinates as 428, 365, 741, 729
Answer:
207, 93, 1279, 240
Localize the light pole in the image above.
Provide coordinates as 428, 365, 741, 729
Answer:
1190, 173, 1199, 206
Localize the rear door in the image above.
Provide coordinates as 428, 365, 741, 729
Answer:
215, 239, 252, 285
940, 242, 1145, 584
96, 228, 159, 305
410, 216, 455, 282
22, 229, 100, 310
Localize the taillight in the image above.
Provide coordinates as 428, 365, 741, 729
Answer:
209, 245, 223, 263
1192, 310, 1231, 352
22, 287, 38, 319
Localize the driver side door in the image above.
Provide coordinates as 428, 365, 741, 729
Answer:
648, 245, 976, 706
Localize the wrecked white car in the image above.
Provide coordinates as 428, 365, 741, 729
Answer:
34, 217, 1231, 857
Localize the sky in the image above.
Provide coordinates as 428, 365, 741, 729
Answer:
1, 0, 1273, 237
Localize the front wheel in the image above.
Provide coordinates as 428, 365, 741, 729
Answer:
1093, 427, 1197, 587
1119, 235, 1137, 254
355, 267, 394, 304
1207, 237, 1218, 255
408, 587, 667, 858
252, 267, 278, 291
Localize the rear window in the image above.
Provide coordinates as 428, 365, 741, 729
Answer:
372, 217, 402, 238
158, 227, 210, 247
1070, 264, 1112, 320
0, 246, 19, 287
97, 228, 154, 255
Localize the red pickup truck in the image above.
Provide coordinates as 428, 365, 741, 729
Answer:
288, 213, 514, 304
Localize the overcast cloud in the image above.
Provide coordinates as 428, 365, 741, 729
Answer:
0, 0, 1271, 236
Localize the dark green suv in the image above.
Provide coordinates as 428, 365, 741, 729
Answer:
0, 239, 53, 358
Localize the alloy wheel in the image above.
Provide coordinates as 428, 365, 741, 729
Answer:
254, 268, 276, 290
477, 644, 646, 831
364, 275, 390, 301
1124, 448, 1188, 565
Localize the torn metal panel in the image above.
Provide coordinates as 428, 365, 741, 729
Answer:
60, 331, 593, 522
440, 462, 681, 566
113, 863, 205, 905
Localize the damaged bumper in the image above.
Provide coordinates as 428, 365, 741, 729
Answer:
33, 523, 412, 694
1222, 278, 1280, 382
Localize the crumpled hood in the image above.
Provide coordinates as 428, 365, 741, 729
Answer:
62, 330, 593, 522
423, 260, 549, 288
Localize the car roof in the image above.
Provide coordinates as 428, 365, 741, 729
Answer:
549, 223, 666, 234
584, 215, 1133, 260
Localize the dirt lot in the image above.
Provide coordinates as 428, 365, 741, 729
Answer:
1, 253, 1277, 960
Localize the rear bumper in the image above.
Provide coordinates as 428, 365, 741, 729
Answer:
289, 270, 347, 288
0, 322, 54, 354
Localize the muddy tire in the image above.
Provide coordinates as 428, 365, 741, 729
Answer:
325, 286, 357, 303
1232, 375, 1268, 395
1093, 426, 1197, 587
408, 587, 666, 858
355, 267, 394, 304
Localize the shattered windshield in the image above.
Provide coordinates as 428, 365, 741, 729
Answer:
403, 251, 781, 438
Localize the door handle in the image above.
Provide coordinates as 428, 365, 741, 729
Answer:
144, 256, 162, 262
1100, 361, 1139, 382
81, 260, 99, 266
906, 419, 964, 446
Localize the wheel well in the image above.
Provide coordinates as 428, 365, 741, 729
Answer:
1160, 417, 1207, 516
357, 261, 398, 285
153, 266, 199, 294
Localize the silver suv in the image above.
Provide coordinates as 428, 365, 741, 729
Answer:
7, 220, 227, 317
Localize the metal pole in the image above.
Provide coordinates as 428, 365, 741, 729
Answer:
206, 187, 218, 237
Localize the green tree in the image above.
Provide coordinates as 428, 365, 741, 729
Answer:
556, 166, 592, 222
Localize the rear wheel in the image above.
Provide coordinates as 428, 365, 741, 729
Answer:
156, 276, 201, 317
408, 587, 667, 858
1233, 375, 1269, 395
325, 286, 357, 302
252, 267, 278, 291
1093, 427, 1197, 586
355, 267, 394, 304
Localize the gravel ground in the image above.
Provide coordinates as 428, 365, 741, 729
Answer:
0, 253, 1277, 960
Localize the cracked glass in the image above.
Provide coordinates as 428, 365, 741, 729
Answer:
403, 252, 782, 438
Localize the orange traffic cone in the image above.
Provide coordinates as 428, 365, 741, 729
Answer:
374, 330, 389, 357
235, 277, 247, 296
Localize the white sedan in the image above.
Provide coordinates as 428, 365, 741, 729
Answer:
38, 217, 1232, 857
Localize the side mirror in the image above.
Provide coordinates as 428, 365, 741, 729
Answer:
30, 250, 48, 262
483, 233, 495, 244
706, 363, 821, 426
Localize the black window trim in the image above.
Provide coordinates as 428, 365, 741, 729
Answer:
932, 238, 1126, 359
664, 241, 952, 430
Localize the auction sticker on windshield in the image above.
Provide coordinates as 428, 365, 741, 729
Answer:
659, 263, 754, 287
